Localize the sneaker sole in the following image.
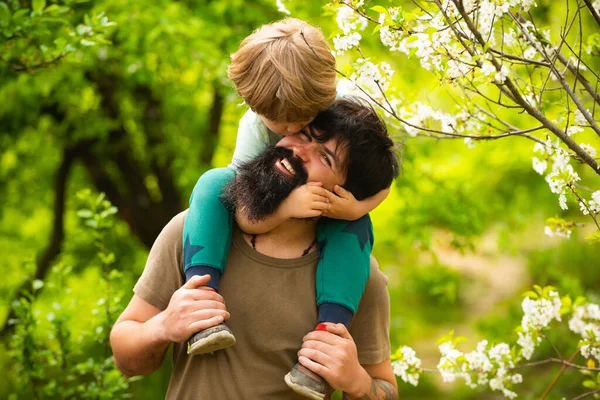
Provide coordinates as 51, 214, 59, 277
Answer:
284, 372, 325, 400
188, 330, 236, 355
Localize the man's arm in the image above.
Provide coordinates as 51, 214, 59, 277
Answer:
341, 360, 398, 400
298, 323, 398, 399
110, 295, 170, 377
110, 275, 229, 377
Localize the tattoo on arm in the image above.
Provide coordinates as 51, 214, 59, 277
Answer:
342, 378, 397, 400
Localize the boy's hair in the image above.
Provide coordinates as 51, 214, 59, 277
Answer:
228, 18, 337, 123
309, 97, 400, 201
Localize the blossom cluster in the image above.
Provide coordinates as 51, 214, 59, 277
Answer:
437, 340, 522, 398
376, 286, 600, 397
329, 0, 599, 242
332, 1, 367, 55
532, 139, 581, 214
517, 291, 562, 360
391, 346, 421, 386
337, 58, 395, 106
569, 303, 600, 363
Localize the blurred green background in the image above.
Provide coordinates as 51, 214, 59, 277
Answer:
1, 0, 599, 398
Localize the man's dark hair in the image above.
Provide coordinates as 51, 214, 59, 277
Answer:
309, 96, 399, 200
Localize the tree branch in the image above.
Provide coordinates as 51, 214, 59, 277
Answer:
446, 1, 599, 173
582, 0, 600, 27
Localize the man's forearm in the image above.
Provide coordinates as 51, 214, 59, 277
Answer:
110, 313, 170, 377
342, 378, 398, 400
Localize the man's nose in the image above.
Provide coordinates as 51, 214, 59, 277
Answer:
292, 144, 311, 163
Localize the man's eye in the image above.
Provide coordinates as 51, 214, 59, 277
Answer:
321, 153, 332, 167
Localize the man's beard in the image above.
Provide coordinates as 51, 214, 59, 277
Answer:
222, 146, 308, 222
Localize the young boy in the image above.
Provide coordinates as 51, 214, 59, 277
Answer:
182, 18, 390, 399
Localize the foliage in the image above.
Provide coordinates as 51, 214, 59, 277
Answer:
0, 0, 116, 74
7, 190, 137, 399
0, 0, 599, 398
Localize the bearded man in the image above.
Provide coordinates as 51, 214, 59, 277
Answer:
110, 98, 400, 399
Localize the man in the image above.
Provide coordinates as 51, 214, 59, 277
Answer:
110, 98, 400, 399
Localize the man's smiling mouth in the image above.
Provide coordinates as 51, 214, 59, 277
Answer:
276, 157, 296, 176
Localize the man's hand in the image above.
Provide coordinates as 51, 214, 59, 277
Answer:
156, 274, 230, 343
322, 185, 364, 221
297, 323, 371, 396
281, 182, 331, 219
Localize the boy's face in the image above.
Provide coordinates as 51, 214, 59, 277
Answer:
260, 115, 314, 137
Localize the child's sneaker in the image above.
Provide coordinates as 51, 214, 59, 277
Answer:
284, 362, 330, 400
187, 323, 236, 355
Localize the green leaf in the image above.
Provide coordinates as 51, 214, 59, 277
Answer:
32, 280, 44, 291
0, 2, 11, 28
523, 291, 538, 299
583, 379, 597, 389
77, 209, 93, 218
95, 192, 106, 205
370, 5, 388, 15
372, 24, 381, 34
32, 0, 46, 14
584, 231, 600, 242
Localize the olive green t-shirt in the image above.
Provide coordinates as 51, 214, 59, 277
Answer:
134, 211, 391, 399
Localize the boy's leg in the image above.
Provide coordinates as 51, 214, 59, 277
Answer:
182, 167, 236, 355
315, 215, 373, 327
285, 215, 373, 399
183, 167, 235, 292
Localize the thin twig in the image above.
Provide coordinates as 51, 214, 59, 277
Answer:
541, 350, 580, 400
573, 388, 600, 400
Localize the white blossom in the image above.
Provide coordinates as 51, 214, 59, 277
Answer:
574, 109, 589, 125
589, 190, 600, 214
518, 292, 562, 358
494, 65, 510, 83
532, 157, 547, 175
275, 0, 290, 15
523, 47, 537, 59
580, 143, 597, 158
503, 28, 518, 46
544, 225, 571, 238
336, 5, 367, 35
392, 346, 421, 386
558, 193, 568, 210
566, 125, 584, 136
333, 32, 362, 55
437, 339, 522, 396
480, 61, 495, 76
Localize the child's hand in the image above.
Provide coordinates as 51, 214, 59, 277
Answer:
322, 185, 363, 221
282, 182, 331, 219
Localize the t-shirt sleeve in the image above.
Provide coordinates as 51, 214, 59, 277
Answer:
230, 109, 270, 169
349, 256, 391, 365
133, 211, 187, 311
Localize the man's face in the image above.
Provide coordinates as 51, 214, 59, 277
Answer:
275, 129, 347, 191
221, 130, 348, 223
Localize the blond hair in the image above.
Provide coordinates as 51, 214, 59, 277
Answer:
228, 18, 337, 123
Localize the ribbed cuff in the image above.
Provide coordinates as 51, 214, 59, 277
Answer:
185, 265, 222, 292
317, 302, 354, 328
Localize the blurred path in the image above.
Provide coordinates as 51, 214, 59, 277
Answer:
411, 229, 529, 385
